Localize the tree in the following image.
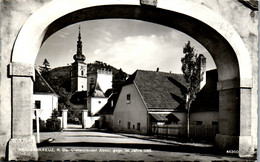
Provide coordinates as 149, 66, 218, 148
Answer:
181, 41, 205, 138
112, 68, 127, 94
39, 58, 51, 78
46, 109, 61, 132
51, 109, 60, 119
57, 87, 72, 111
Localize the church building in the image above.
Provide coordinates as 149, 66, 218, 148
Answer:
69, 26, 113, 128
71, 26, 88, 92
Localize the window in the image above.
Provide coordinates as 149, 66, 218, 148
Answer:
111, 100, 114, 107
193, 121, 203, 125
133, 125, 135, 129
157, 122, 164, 125
81, 70, 84, 76
98, 101, 101, 104
35, 101, 41, 109
212, 121, 218, 126
126, 94, 131, 104
127, 122, 131, 129
137, 123, 141, 130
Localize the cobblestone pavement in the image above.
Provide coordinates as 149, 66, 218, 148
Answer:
35, 127, 256, 161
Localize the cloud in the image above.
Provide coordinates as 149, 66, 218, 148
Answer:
104, 36, 112, 42
94, 28, 113, 43
58, 30, 70, 38
88, 33, 185, 74
37, 20, 216, 75
87, 30, 216, 74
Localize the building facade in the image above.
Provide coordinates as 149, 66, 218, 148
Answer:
33, 70, 59, 121
113, 70, 187, 134
113, 83, 149, 134
113, 69, 219, 137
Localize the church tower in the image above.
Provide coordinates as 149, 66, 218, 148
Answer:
71, 26, 88, 92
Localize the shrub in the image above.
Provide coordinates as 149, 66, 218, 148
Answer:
33, 118, 46, 132
46, 118, 61, 132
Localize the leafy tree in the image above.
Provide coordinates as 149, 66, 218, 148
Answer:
39, 58, 51, 78
57, 87, 72, 111
113, 68, 127, 94
181, 41, 205, 138
56, 87, 81, 123
51, 109, 60, 119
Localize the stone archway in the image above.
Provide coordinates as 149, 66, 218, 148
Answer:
9, 0, 254, 160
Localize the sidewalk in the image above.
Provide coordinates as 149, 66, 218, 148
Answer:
120, 133, 214, 148
119, 133, 258, 160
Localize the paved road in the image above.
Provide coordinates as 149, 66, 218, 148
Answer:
56, 130, 169, 144
35, 127, 256, 161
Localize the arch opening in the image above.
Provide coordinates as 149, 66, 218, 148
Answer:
42, 5, 239, 82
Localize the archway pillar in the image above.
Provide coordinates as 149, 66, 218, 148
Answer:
7, 62, 38, 161
216, 79, 254, 157
239, 88, 254, 157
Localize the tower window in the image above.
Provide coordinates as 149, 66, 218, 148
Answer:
81, 70, 84, 75
126, 94, 131, 104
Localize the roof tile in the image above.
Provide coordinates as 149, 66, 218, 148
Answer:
34, 70, 57, 94
133, 70, 186, 110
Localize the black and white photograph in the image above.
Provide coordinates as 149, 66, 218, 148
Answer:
0, 0, 258, 161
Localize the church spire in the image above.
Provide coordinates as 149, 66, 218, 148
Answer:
73, 25, 86, 62
77, 26, 82, 54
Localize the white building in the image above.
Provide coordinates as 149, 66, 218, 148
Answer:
113, 70, 187, 134
87, 68, 112, 94
83, 79, 111, 128
33, 70, 59, 121
112, 69, 218, 139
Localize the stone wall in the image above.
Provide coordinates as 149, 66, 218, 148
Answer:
198, 0, 258, 148
0, 0, 51, 159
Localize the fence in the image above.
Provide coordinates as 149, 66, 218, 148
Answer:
152, 124, 218, 143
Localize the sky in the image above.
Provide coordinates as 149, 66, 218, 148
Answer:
36, 19, 216, 74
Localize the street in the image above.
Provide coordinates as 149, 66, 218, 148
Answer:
35, 126, 255, 161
